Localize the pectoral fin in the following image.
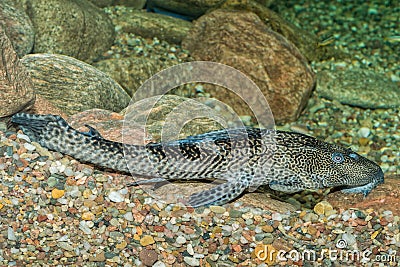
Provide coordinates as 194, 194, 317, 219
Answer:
268, 177, 305, 193
188, 178, 249, 207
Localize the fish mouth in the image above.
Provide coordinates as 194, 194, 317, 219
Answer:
339, 168, 384, 196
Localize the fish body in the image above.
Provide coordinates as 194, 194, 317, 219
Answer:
11, 113, 384, 207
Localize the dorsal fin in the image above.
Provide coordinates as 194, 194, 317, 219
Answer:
79, 124, 103, 139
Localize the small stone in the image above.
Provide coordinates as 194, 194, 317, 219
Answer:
89, 251, 106, 262
64, 167, 74, 176
209, 206, 226, 214
116, 240, 127, 250
183, 257, 200, 266
108, 191, 124, 202
358, 127, 371, 138
47, 176, 58, 187
153, 261, 166, 267
82, 189, 92, 198
242, 212, 254, 220
23, 143, 36, 151
140, 235, 155, 246
263, 233, 274, 244
341, 233, 357, 246
51, 188, 65, 199
355, 210, 366, 219
58, 242, 74, 251
176, 235, 187, 244
139, 249, 158, 266
358, 137, 370, 146
229, 210, 243, 218
37, 215, 48, 222
17, 133, 31, 142
313, 201, 333, 216
187, 244, 194, 255
262, 225, 274, 233
341, 210, 352, 221
81, 212, 95, 221
271, 212, 282, 221
124, 212, 134, 221
79, 221, 92, 235
7, 227, 16, 241
109, 218, 119, 226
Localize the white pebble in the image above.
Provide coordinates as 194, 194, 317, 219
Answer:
49, 166, 58, 174
176, 235, 187, 244
183, 257, 200, 266
23, 143, 36, 151
10, 248, 19, 254
153, 262, 166, 267
271, 212, 283, 221
187, 244, 194, 255
358, 127, 371, 138
79, 221, 92, 235
17, 133, 30, 142
7, 227, 16, 241
342, 233, 357, 246
108, 191, 125, 202
64, 167, 74, 176
124, 212, 134, 221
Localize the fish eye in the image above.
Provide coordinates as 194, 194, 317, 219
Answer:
332, 152, 344, 163
349, 153, 359, 160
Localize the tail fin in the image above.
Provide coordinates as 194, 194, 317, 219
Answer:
11, 113, 66, 142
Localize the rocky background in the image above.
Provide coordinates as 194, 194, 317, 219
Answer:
0, 0, 399, 266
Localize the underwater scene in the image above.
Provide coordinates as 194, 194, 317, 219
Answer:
0, 0, 399, 266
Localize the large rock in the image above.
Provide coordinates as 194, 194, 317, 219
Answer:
112, 9, 192, 44
182, 9, 315, 124
316, 69, 400, 109
21, 53, 131, 115
219, 0, 340, 62
68, 95, 227, 144
124, 95, 226, 142
0, 1, 34, 57
0, 27, 35, 118
94, 57, 168, 96
25, 0, 115, 62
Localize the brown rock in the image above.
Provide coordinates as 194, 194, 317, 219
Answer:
139, 249, 158, 266
31, 95, 66, 117
37, 215, 48, 222
21, 54, 130, 115
26, 0, 115, 62
219, 0, 336, 62
0, 1, 34, 57
0, 26, 35, 118
182, 9, 315, 124
326, 174, 400, 215
68, 109, 130, 143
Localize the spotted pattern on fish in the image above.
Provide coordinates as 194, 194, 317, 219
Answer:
11, 113, 384, 207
